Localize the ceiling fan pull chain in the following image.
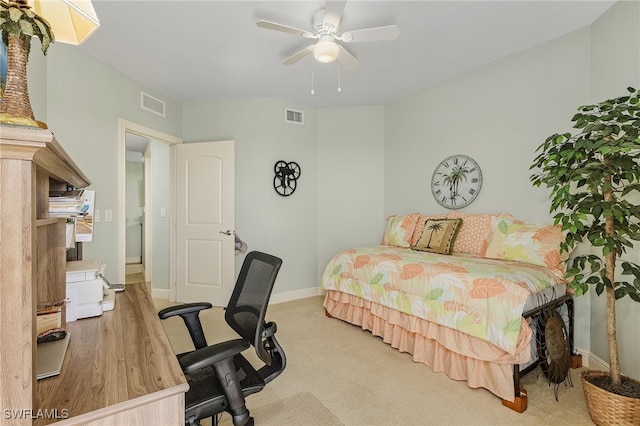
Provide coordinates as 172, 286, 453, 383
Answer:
337, 65, 342, 92
311, 72, 315, 95
310, 57, 316, 95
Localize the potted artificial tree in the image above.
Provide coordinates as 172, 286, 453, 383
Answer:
0, 0, 53, 127
531, 87, 640, 425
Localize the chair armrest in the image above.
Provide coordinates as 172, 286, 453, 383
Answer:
158, 302, 213, 350
258, 333, 286, 385
158, 302, 213, 319
180, 338, 250, 374
262, 321, 277, 338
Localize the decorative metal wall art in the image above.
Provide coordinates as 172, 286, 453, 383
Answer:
273, 160, 301, 196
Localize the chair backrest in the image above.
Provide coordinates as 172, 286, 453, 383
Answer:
225, 251, 282, 365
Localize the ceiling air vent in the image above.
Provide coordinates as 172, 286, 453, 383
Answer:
141, 92, 166, 117
285, 108, 303, 125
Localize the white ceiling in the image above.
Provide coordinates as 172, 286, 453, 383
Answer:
81, 0, 615, 110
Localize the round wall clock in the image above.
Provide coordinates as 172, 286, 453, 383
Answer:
431, 154, 482, 209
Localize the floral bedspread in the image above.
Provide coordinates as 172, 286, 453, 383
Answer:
320, 245, 564, 354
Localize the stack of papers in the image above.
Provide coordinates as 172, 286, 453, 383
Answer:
49, 190, 96, 242
49, 190, 87, 218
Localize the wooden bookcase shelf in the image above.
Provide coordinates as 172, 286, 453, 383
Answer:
36, 218, 65, 227
0, 126, 91, 425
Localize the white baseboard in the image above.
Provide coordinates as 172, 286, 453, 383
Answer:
270, 287, 324, 304
150, 286, 324, 304
151, 287, 170, 300
126, 256, 141, 264
574, 347, 589, 362
587, 351, 610, 371
571, 347, 610, 371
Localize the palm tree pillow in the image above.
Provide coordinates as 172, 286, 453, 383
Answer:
412, 218, 462, 255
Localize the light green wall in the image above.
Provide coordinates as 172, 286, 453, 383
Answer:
182, 101, 385, 292
589, 0, 640, 380
43, 43, 182, 282
149, 141, 171, 290
317, 105, 385, 272
26, 40, 47, 124
182, 99, 320, 295
384, 27, 591, 223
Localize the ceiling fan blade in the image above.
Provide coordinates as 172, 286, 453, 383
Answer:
256, 20, 311, 38
342, 25, 400, 43
337, 44, 359, 70
323, 0, 347, 29
283, 45, 314, 65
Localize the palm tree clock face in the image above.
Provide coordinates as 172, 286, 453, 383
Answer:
431, 155, 482, 209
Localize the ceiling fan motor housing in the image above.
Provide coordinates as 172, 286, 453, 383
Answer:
313, 9, 340, 38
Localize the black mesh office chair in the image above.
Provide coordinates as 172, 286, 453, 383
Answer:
158, 251, 285, 426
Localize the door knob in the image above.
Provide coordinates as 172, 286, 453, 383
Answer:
219, 230, 234, 236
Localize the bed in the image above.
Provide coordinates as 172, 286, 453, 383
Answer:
320, 212, 575, 411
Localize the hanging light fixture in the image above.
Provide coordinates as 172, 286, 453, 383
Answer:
28, 0, 100, 45
313, 39, 339, 64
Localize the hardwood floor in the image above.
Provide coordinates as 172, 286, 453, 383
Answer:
125, 263, 145, 284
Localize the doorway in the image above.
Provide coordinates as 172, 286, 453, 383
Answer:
117, 119, 182, 299
124, 132, 147, 284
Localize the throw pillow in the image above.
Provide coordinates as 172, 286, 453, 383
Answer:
412, 218, 462, 255
446, 211, 515, 256
382, 213, 420, 248
411, 214, 448, 246
484, 217, 568, 276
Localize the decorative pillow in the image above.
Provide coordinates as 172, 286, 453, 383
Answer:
484, 217, 567, 276
411, 214, 448, 246
447, 212, 515, 256
382, 213, 420, 248
411, 218, 462, 255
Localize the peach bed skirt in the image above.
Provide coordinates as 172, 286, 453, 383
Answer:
323, 290, 534, 402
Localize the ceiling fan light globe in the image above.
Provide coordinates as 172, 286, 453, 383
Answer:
313, 40, 339, 63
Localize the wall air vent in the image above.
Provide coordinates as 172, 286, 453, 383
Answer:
141, 92, 166, 117
285, 108, 304, 125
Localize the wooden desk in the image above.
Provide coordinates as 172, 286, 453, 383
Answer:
36, 283, 188, 425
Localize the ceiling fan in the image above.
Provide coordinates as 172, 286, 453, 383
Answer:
256, 0, 400, 69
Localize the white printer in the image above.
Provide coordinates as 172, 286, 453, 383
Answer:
66, 260, 115, 321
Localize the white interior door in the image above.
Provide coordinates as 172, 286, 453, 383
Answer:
175, 140, 235, 305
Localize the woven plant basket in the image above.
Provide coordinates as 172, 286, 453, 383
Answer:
582, 370, 640, 426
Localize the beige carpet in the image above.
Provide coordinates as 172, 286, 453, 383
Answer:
156, 296, 594, 426
245, 392, 343, 425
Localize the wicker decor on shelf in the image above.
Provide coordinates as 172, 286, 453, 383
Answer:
582, 370, 640, 426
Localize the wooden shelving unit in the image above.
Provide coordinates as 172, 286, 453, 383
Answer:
0, 126, 91, 424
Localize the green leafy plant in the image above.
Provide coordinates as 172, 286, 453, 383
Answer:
0, 0, 54, 126
530, 87, 640, 391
